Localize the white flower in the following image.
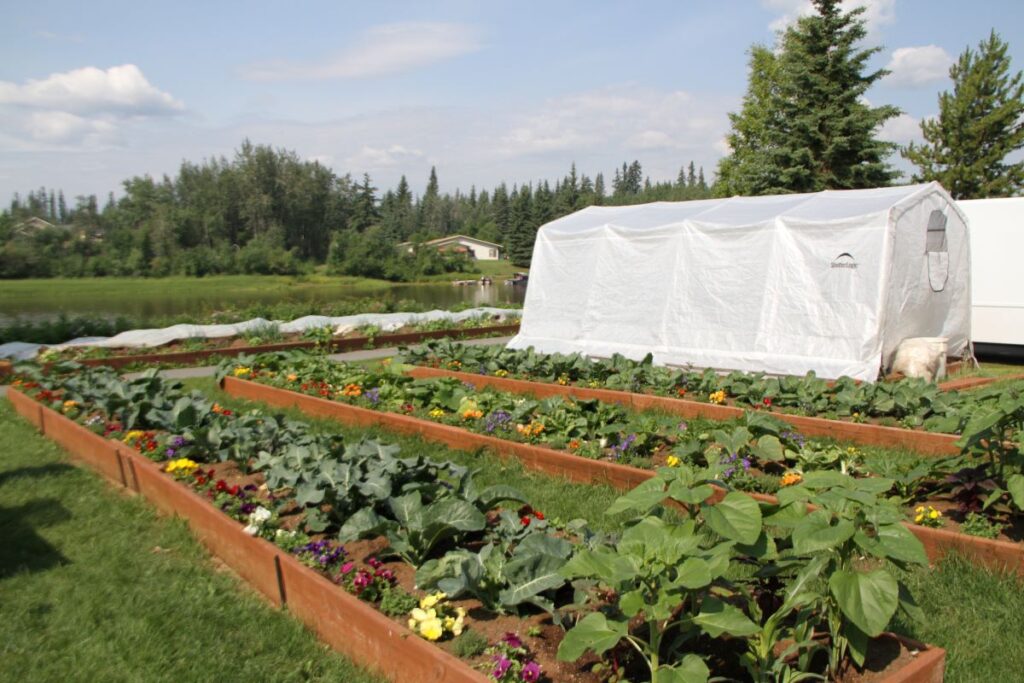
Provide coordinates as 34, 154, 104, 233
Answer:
251, 506, 272, 523
243, 524, 259, 536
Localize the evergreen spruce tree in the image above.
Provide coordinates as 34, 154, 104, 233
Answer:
903, 31, 1024, 199
717, 0, 898, 195
349, 174, 379, 232
593, 173, 605, 204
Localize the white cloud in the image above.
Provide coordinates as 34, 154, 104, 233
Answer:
0, 64, 183, 115
242, 22, 481, 81
495, 87, 730, 165
763, 0, 895, 40
343, 144, 425, 169
0, 64, 183, 151
878, 112, 922, 144
884, 45, 953, 87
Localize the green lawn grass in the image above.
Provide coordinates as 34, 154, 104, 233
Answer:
195, 376, 1024, 683
0, 274, 392, 310
0, 399, 383, 683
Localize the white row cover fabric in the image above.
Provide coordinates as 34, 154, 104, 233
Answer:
509, 183, 971, 382
0, 308, 521, 361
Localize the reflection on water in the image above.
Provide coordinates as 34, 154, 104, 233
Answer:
1, 282, 527, 323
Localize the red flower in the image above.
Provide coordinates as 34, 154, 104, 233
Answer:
222, 409, 233, 416
533, 511, 545, 521
228, 484, 241, 496
763, 397, 772, 407
215, 480, 228, 492
520, 516, 531, 527
145, 440, 157, 451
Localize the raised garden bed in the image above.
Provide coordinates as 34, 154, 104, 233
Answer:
400, 343, 1024, 448
404, 367, 961, 457
37, 322, 520, 372
221, 375, 1024, 579
8, 372, 950, 682
6, 386, 486, 682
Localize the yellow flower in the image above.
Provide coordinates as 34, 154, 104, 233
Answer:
846, 446, 858, 456
494, 369, 509, 378
381, 357, 392, 366
233, 366, 251, 377
708, 390, 727, 405
557, 374, 570, 386
286, 373, 298, 382
666, 455, 681, 468
462, 409, 483, 420
342, 383, 362, 397
929, 509, 941, 519
420, 592, 445, 610
166, 458, 199, 476
429, 408, 446, 419
419, 617, 444, 641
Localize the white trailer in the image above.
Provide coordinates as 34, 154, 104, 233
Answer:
958, 196, 1024, 356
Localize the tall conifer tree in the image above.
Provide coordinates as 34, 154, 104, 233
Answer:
904, 31, 1024, 199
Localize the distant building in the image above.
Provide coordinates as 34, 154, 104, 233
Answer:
12, 216, 56, 236
399, 234, 504, 260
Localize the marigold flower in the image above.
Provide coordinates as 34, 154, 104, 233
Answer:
666, 455, 681, 468
342, 383, 362, 397
708, 390, 727, 405
462, 409, 483, 420
568, 439, 581, 450
232, 366, 251, 377
429, 408, 446, 419
62, 400, 78, 410
286, 373, 298, 382
780, 471, 803, 487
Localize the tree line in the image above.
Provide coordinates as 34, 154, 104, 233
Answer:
1, 0, 1020, 280
0, 145, 712, 279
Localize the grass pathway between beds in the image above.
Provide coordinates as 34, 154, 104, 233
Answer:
0, 399, 383, 683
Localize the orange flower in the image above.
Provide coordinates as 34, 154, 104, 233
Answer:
568, 439, 581, 450
342, 384, 362, 397
780, 472, 803, 487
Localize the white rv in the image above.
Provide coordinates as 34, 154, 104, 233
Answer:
958, 197, 1024, 357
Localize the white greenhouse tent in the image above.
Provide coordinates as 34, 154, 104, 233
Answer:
508, 183, 971, 382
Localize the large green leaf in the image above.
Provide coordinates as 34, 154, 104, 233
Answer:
828, 568, 898, 637
791, 511, 855, 554
1007, 473, 1024, 511
693, 597, 760, 638
655, 656, 710, 683
560, 547, 637, 585
499, 553, 567, 607
606, 478, 668, 515
701, 492, 762, 545
557, 612, 628, 661
674, 557, 713, 590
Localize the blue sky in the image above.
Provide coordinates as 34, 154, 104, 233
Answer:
1, 0, 1022, 203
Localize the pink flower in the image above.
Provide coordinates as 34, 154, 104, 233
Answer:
501, 632, 523, 649
492, 655, 512, 679
367, 556, 382, 569
340, 561, 355, 575
521, 661, 541, 682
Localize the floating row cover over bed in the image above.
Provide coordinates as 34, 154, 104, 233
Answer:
508, 183, 971, 382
